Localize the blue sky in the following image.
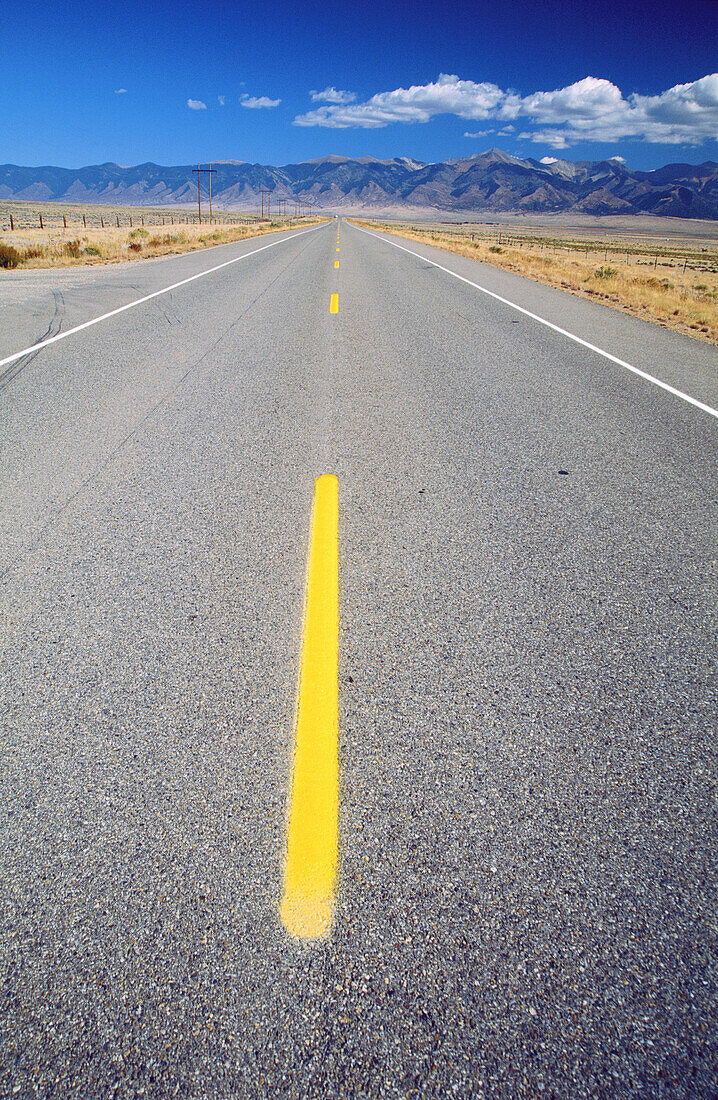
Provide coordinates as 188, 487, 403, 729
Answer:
2, 0, 717, 169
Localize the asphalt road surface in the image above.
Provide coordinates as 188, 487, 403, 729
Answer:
1, 219, 717, 1099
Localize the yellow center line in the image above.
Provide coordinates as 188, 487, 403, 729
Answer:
281, 475, 339, 940
330, 293, 339, 313
336, 247, 340, 252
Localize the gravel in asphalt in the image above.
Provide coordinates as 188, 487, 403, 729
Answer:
1, 219, 716, 1098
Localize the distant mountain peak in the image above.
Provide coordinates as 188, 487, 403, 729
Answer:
1, 151, 716, 219
478, 147, 525, 163
444, 147, 529, 171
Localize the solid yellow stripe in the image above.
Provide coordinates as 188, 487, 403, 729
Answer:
281, 475, 339, 939
330, 293, 339, 313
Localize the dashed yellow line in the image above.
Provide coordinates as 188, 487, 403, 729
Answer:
330, 293, 339, 313
281, 475, 339, 940
334, 260, 339, 268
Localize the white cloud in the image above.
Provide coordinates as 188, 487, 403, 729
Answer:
115, 88, 127, 94
464, 130, 493, 138
218, 95, 225, 106
294, 74, 505, 128
241, 94, 281, 109
310, 86, 356, 104
518, 77, 622, 125
519, 128, 571, 149
187, 99, 207, 110
292, 71, 718, 148
518, 74, 718, 147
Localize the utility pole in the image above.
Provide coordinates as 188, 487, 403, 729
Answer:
259, 189, 271, 220
195, 164, 217, 224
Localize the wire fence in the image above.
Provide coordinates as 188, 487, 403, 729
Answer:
0, 207, 313, 232
398, 225, 718, 277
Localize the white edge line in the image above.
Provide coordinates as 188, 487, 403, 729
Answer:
0, 222, 327, 372
351, 222, 718, 421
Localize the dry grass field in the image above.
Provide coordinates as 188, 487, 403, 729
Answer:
0, 201, 323, 269
352, 219, 718, 345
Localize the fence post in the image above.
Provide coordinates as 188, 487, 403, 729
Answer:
63, 215, 67, 228
101, 216, 104, 228
130, 216, 133, 227
116, 214, 119, 227
83, 214, 86, 228
141, 216, 144, 227
654, 254, 658, 269
683, 257, 688, 274
39, 214, 43, 229
9, 214, 13, 230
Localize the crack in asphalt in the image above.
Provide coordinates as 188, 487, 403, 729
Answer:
0, 233, 319, 581
0, 290, 65, 394
154, 292, 183, 328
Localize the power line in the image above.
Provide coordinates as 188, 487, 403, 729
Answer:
196, 164, 216, 223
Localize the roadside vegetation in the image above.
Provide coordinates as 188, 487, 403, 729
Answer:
0, 216, 324, 271
350, 220, 718, 345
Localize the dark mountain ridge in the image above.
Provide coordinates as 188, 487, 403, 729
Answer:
1, 150, 717, 218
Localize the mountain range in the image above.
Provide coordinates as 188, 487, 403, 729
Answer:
2, 149, 717, 218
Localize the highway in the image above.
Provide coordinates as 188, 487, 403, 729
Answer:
1, 217, 717, 1098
